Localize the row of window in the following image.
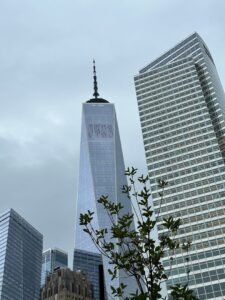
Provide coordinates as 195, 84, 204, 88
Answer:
141, 102, 207, 132
164, 248, 225, 267
139, 90, 203, 116
160, 216, 225, 237
148, 145, 219, 172
145, 131, 215, 155
136, 71, 198, 97
136, 66, 195, 94
145, 122, 212, 149
168, 279, 225, 299
156, 193, 225, 217
149, 151, 221, 176
42, 284, 89, 298
153, 175, 224, 197
144, 120, 212, 146
165, 178, 223, 198
157, 198, 225, 223
169, 256, 225, 277
154, 185, 225, 207
153, 181, 224, 204
166, 236, 225, 258
137, 79, 201, 103
151, 156, 223, 180
151, 158, 223, 182
152, 166, 223, 192
142, 108, 209, 138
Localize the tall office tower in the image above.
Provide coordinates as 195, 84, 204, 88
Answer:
74, 62, 137, 299
134, 32, 225, 300
0, 208, 43, 299
41, 248, 68, 286
73, 249, 105, 300
40, 267, 93, 300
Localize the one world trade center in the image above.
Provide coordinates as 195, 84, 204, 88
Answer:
74, 62, 137, 299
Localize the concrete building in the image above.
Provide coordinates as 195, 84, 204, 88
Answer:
134, 32, 225, 299
41, 248, 68, 286
74, 62, 138, 299
0, 208, 43, 299
40, 268, 93, 300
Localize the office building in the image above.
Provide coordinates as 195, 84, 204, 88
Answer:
134, 32, 225, 299
41, 248, 68, 286
74, 62, 137, 298
73, 249, 105, 300
0, 208, 43, 299
40, 267, 93, 300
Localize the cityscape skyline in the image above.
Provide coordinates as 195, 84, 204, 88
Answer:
0, 0, 225, 270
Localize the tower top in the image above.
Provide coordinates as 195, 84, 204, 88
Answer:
86, 60, 109, 103
93, 59, 99, 99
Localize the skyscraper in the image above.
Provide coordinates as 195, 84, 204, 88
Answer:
134, 32, 225, 299
0, 208, 43, 299
73, 249, 105, 300
74, 62, 137, 299
41, 248, 68, 286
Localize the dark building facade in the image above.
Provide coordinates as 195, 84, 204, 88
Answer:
73, 249, 105, 300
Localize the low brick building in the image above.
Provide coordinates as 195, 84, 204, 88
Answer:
40, 267, 93, 300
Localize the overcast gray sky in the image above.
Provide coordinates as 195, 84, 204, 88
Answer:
0, 0, 225, 266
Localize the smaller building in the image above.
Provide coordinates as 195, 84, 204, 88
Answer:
40, 268, 93, 300
41, 248, 68, 286
0, 208, 43, 299
73, 249, 105, 300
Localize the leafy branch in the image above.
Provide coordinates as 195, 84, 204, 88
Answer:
80, 168, 198, 300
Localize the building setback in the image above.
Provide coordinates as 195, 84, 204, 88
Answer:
134, 32, 225, 300
74, 63, 138, 299
0, 208, 43, 299
41, 248, 68, 286
40, 267, 93, 300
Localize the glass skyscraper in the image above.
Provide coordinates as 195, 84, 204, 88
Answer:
0, 208, 43, 299
41, 248, 68, 286
134, 32, 225, 299
74, 64, 137, 299
73, 249, 105, 300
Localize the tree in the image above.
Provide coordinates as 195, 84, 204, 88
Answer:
170, 284, 198, 300
80, 167, 198, 300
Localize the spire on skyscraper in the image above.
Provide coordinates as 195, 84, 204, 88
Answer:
93, 59, 99, 99
86, 60, 109, 103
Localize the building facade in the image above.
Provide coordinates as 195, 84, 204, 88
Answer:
0, 208, 43, 299
40, 267, 93, 300
41, 248, 68, 286
74, 64, 137, 299
134, 32, 225, 299
73, 249, 105, 300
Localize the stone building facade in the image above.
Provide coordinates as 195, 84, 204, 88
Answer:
40, 268, 93, 300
